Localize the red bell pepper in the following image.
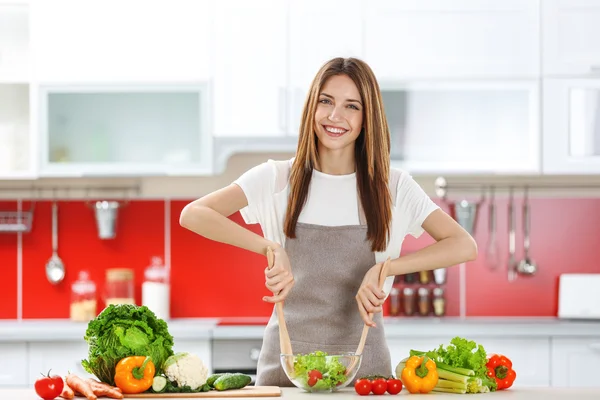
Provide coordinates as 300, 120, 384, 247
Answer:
486, 354, 516, 390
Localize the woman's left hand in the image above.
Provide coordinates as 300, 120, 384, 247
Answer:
356, 263, 387, 327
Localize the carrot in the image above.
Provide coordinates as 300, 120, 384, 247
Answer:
59, 379, 74, 399
86, 378, 124, 399
65, 374, 97, 400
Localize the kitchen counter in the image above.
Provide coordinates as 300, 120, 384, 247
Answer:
1, 317, 599, 342
3, 387, 600, 399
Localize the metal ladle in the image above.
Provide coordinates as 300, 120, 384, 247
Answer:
46, 201, 65, 284
517, 187, 537, 276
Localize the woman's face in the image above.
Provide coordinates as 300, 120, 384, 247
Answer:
314, 74, 364, 153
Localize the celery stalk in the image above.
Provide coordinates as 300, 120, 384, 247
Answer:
437, 368, 469, 384
435, 379, 467, 390
433, 387, 467, 394
436, 361, 475, 376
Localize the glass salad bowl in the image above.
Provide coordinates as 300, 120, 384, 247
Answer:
280, 351, 362, 393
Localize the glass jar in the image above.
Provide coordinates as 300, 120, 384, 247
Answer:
402, 287, 415, 316
418, 287, 431, 316
433, 287, 446, 317
105, 268, 135, 306
389, 287, 400, 316
70, 270, 97, 322
419, 270, 430, 284
142, 256, 170, 320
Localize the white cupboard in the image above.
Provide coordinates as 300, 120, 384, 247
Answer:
0, 343, 28, 387
29, 0, 212, 83
543, 79, 600, 174
365, 0, 540, 80
551, 337, 600, 387
212, 0, 288, 138
542, 0, 600, 76
28, 342, 95, 382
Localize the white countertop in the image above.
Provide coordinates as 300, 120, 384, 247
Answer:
2, 387, 600, 399
1, 317, 599, 342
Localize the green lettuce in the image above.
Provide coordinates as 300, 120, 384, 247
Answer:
81, 304, 174, 385
293, 351, 347, 390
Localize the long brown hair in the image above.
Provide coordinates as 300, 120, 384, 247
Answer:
284, 57, 392, 252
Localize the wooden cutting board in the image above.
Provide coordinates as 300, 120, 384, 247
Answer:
122, 386, 281, 398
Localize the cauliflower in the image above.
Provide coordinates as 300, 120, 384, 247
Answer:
163, 352, 208, 390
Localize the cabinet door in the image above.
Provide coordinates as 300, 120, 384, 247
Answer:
543, 79, 600, 174
40, 85, 212, 177
30, 0, 212, 83
288, 0, 363, 136
542, 0, 600, 76
365, 0, 540, 80
551, 337, 600, 387
383, 81, 540, 174
469, 337, 551, 387
212, 0, 287, 137
0, 3, 28, 83
173, 339, 212, 374
0, 84, 34, 179
28, 342, 95, 384
0, 343, 28, 387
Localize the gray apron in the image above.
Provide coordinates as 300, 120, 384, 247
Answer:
255, 196, 393, 386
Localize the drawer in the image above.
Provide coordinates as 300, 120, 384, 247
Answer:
0, 342, 28, 387
28, 342, 95, 385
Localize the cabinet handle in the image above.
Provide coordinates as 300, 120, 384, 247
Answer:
590, 65, 600, 72
589, 343, 600, 351
279, 87, 287, 134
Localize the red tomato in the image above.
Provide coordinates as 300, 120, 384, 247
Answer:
354, 378, 372, 396
34, 370, 64, 400
386, 378, 403, 395
371, 378, 387, 395
307, 369, 323, 387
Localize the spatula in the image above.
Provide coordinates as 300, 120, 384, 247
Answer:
266, 247, 294, 369
346, 257, 391, 376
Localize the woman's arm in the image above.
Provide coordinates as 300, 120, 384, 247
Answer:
387, 208, 478, 277
179, 184, 280, 256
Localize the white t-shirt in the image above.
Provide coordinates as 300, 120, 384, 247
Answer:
233, 158, 439, 295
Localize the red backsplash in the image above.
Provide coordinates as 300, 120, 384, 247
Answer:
0, 197, 599, 320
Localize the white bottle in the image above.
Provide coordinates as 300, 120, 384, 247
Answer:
142, 256, 170, 320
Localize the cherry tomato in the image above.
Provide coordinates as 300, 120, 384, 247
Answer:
34, 370, 64, 400
307, 369, 323, 387
386, 378, 403, 394
371, 378, 387, 395
354, 378, 372, 396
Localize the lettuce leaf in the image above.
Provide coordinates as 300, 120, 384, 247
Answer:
293, 351, 347, 390
81, 304, 174, 385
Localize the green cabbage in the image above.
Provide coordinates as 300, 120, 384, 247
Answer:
81, 304, 174, 385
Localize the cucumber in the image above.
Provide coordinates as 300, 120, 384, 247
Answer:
206, 373, 225, 388
213, 373, 252, 391
152, 376, 167, 393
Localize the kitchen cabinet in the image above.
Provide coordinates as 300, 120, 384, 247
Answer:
542, 0, 600, 76
287, 0, 363, 136
28, 342, 94, 382
551, 337, 600, 387
382, 80, 541, 174
470, 337, 551, 387
173, 339, 212, 375
0, 2, 28, 84
0, 84, 34, 179
38, 84, 213, 177
0, 342, 28, 387
543, 79, 600, 174
364, 0, 540, 80
29, 0, 212, 83
212, 0, 288, 138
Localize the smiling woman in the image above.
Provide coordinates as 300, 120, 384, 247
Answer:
179, 57, 477, 388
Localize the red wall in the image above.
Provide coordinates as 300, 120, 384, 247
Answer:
0, 197, 598, 320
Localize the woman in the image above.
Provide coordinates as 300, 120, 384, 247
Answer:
180, 57, 477, 386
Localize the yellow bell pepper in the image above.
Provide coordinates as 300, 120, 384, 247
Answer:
401, 355, 439, 394
114, 356, 155, 394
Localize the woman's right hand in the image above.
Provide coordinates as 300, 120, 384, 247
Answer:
263, 246, 294, 303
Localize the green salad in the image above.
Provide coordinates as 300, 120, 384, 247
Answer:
292, 351, 347, 390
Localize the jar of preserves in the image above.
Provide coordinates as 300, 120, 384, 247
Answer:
70, 270, 97, 322
418, 287, 431, 316
433, 287, 446, 317
105, 268, 135, 306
